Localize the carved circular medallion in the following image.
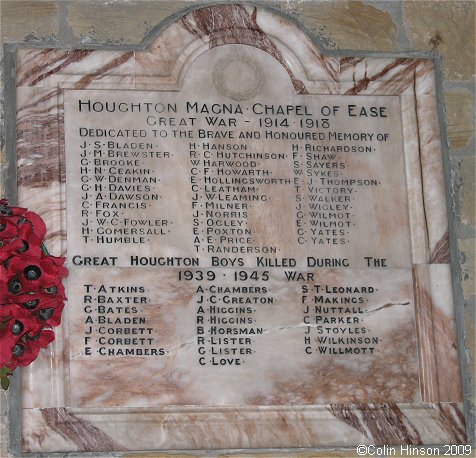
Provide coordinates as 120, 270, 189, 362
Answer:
213, 53, 264, 101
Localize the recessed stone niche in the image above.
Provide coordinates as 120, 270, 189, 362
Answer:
11, 3, 466, 453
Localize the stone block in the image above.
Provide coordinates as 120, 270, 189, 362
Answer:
0, 391, 10, 457
0, 1, 58, 42
464, 292, 475, 365
66, 1, 190, 44
444, 89, 475, 150
458, 237, 475, 303
458, 236, 475, 409
459, 157, 476, 226
297, 1, 397, 51
215, 453, 359, 457
404, 1, 475, 80
0, 149, 7, 197
123, 452, 358, 458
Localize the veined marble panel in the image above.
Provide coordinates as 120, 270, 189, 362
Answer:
64, 267, 418, 408
22, 403, 466, 453
13, 3, 465, 453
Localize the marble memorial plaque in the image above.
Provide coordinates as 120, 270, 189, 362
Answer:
12, 4, 466, 453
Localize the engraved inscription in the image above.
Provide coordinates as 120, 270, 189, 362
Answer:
63, 46, 418, 408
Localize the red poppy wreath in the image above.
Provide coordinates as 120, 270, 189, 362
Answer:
0, 200, 68, 390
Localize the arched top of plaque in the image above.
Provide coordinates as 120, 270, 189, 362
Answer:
16, 3, 435, 97
144, 3, 317, 94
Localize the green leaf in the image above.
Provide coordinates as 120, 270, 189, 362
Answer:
0, 366, 13, 377
1, 375, 10, 391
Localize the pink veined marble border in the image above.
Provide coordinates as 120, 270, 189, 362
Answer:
14, 3, 465, 451
22, 403, 466, 452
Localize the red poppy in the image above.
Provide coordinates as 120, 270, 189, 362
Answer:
22, 211, 47, 240
0, 201, 27, 218
0, 238, 25, 263
1, 254, 67, 297
0, 218, 44, 262
0, 201, 46, 237
0, 304, 43, 367
10, 329, 55, 367
12, 289, 66, 309
0, 215, 21, 240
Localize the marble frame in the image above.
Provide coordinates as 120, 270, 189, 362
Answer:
3, 3, 469, 453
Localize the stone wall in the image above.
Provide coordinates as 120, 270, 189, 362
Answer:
1, 1, 474, 456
